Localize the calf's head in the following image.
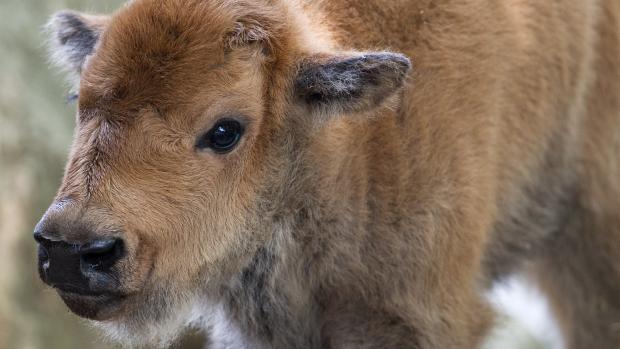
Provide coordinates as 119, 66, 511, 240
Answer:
36, 0, 410, 345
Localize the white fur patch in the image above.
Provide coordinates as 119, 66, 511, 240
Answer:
93, 290, 208, 349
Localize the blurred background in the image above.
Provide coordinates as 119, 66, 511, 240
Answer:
0, 0, 561, 348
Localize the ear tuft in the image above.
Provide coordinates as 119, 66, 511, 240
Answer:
225, 9, 283, 56
227, 19, 271, 48
295, 52, 412, 115
46, 11, 108, 77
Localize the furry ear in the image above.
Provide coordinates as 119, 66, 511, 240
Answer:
46, 11, 109, 77
294, 52, 411, 115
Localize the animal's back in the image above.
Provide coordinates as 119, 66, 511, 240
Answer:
321, 1, 620, 346
320, 0, 620, 269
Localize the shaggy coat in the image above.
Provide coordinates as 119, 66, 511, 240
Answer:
38, 0, 620, 348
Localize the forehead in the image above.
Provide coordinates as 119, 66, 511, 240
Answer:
79, 0, 239, 114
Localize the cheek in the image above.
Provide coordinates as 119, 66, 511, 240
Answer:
125, 190, 249, 283
105, 144, 261, 281
155, 187, 263, 282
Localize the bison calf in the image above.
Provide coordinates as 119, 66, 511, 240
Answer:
36, 0, 620, 348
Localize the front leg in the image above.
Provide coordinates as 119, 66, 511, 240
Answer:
321, 305, 422, 349
321, 294, 493, 349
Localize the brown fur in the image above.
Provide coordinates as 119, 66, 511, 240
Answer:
38, 0, 620, 348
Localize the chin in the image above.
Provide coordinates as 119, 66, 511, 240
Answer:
87, 287, 209, 349
58, 291, 127, 320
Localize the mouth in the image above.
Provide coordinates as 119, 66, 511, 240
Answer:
56, 287, 127, 320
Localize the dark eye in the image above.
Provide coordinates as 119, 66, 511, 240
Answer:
196, 119, 244, 153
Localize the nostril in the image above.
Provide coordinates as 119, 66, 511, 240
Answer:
37, 244, 51, 277
38, 244, 50, 261
79, 239, 117, 255
33, 231, 47, 244
34, 232, 51, 266
79, 239, 124, 271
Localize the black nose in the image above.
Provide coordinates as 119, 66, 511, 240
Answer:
34, 232, 124, 294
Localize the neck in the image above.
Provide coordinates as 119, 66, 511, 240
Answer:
204, 3, 410, 347
209, 112, 404, 348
